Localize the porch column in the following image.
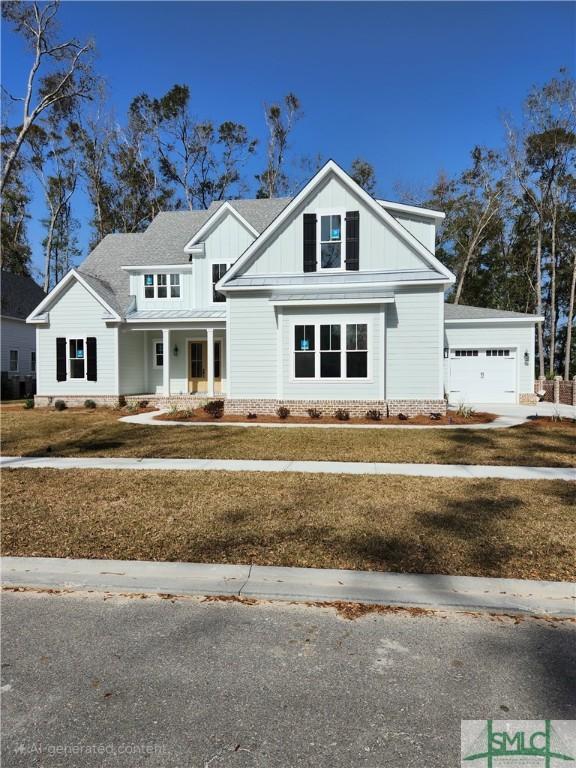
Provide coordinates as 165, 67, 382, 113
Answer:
207, 327, 214, 397
163, 328, 170, 396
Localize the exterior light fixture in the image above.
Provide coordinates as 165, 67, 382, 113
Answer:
524, 351, 529, 365
173, 344, 179, 357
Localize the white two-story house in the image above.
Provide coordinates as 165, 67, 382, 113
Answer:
28, 161, 541, 414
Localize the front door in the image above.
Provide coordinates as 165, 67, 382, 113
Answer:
188, 340, 223, 394
189, 341, 207, 393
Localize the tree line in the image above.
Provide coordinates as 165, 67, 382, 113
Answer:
1, 1, 574, 378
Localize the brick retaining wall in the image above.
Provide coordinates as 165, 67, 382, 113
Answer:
224, 399, 447, 418
534, 377, 576, 406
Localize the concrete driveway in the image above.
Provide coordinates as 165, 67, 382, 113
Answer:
463, 402, 576, 419
2, 592, 575, 768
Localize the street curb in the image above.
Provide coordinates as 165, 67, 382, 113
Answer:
2, 557, 574, 618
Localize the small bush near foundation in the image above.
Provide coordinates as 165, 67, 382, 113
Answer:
137, 400, 149, 409
334, 408, 350, 421
276, 406, 290, 419
365, 409, 382, 421
398, 413, 409, 421
456, 403, 475, 419
23, 398, 35, 410
307, 407, 322, 419
247, 412, 258, 419
203, 399, 225, 419
54, 400, 67, 411
84, 399, 97, 410
429, 412, 442, 421
118, 395, 127, 408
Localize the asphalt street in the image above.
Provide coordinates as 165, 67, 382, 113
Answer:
1, 591, 575, 767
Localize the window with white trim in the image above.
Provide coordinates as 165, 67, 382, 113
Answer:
319, 214, 343, 269
69, 339, 85, 378
9, 350, 18, 372
153, 341, 164, 368
454, 349, 478, 357
212, 263, 230, 302
294, 323, 368, 379
144, 274, 180, 299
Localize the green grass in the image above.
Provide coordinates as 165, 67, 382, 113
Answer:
2, 469, 574, 581
1, 408, 575, 466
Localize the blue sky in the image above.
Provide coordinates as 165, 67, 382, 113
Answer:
2, 1, 574, 278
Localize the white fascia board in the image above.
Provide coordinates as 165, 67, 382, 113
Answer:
26, 269, 121, 322
445, 316, 544, 325
121, 264, 195, 272
26, 315, 49, 325
270, 297, 395, 307
377, 199, 446, 221
184, 202, 259, 252
220, 278, 451, 293
217, 160, 455, 290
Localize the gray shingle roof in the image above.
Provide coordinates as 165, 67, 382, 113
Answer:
444, 303, 541, 321
225, 269, 445, 288
209, 198, 292, 233
1, 271, 46, 319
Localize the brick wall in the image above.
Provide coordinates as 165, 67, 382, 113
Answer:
224, 399, 447, 418
534, 377, 576, 406
34, 394, 218, 409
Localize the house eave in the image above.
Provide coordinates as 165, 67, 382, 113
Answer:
444, 316, 544, 325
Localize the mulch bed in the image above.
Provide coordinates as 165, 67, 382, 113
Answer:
154, 408, 496, 426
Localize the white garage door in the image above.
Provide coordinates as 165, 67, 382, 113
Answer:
448, 348, 517, 404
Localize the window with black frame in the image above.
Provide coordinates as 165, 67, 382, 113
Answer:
294, 325, 315, 378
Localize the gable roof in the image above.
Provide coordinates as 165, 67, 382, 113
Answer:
27, 268, 123, 322
444, 303, 543, 322
218, 160, 455, 290
1, 271, 46, 319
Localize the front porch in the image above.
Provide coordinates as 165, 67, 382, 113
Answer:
123, 323, 227, 399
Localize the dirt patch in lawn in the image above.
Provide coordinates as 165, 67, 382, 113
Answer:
2, 469, 574, 581
154, 408, 496, 426
1, 407, 574, 466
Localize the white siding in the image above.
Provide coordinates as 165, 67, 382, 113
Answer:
36, 278, 118, 395
131, 271, 192, 312
280, 306, 382, 400
118, 328, 146, 394
1, 318, 36, 374
227, 293, 277, 397
444, 322, 536, 397
239, 175, 428, 276
391, 213, 436, 253
385, 286, 444, 400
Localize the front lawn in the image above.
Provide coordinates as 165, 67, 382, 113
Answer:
2, 469, 574, 581
1, 407, 575, 466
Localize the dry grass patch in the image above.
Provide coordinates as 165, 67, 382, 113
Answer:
2, 469, 574, 581
1, 407, 575, 467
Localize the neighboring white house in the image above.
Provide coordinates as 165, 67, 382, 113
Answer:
27, 161, 542, 413
1, 271, 46, 399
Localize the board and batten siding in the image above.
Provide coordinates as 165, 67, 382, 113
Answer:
227, 293, 277, 398
195, 212, 256, 308
118, 328, 146, 394
36, 278, 118, 395
239, 175, 427, 276
385, 286, 444, 400
444, 322, 536, 395
280, 305, 382, 400
391, 213, 435, 253
1, 318, 36, 374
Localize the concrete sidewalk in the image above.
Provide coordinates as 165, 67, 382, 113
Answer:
2, 556, 574, 616
2, 454, 575, 480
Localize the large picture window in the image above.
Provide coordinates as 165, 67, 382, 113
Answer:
144, 274, 180, 299
293, 323, 368, 380
69, 339, 85, 379
319, 214, 343, 269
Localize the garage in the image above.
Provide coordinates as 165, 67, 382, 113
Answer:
448, 348, 517, 404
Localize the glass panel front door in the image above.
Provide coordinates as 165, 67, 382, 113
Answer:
189, 342, 207, 393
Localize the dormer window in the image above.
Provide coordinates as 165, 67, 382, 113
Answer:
319, 214, 343, 269
144, 273, 180, 299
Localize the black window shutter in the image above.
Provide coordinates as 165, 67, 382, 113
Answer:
303, 213, 317, 272
86, 337, 97, 381
56, 337, 67, 381
345, 211, 360, 271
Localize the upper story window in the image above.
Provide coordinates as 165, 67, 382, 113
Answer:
319, 214, 343, 270
212, 263, 230, 303
69, 339, 85, 379
144, 273, 180, 299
